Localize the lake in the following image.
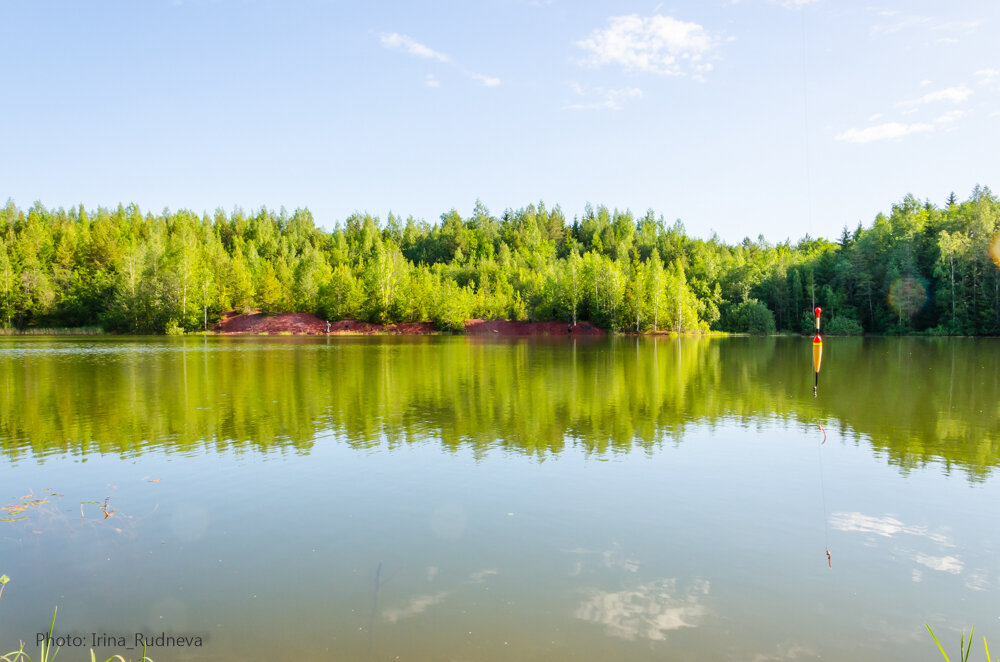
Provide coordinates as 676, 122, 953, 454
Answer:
0, 335, 998, 661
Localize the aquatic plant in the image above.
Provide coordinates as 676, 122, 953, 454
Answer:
927, 624, 997, 662
0, 607, 152, 662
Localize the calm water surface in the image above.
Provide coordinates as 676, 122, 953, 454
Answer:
0, 336, 998, 661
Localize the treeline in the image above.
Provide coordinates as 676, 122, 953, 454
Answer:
0, 186, 997, 334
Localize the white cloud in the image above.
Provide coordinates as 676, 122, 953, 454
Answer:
776, 0, 819, 8
870, 12, 982, 39
915, 553, 963, 574
935, 110, 965, 124
870, 14, 931, 37
933, 19, 984, 33
575, 578, 710, 641
380, 33, 500, 87
867, 113, 882, 122
471, 73, 501, 87
901, 85, 973, 106
380, 33, 451, 63
976, 69, 1000, 86
751, 643, 816, 662
920, 79, 932, 87
576, 14, 720, 79
468, 568, 498, 583
964, 571, 991, 592
565, 83, 643, 110
830, 512, 952, 545
382, 592, 448, 623
830, 512, 913, 536
836, 122, 934, 144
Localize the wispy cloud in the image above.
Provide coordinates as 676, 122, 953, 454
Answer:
840, 78, 976, 144
471, 73, 501, 87
935, 109, 966, 124
382, 592, 448, 623
575, 578, 710, 641
425, 74, 440, 88
836, 122, 934, 144
564, 83, 643, 110
901, 85, 973, 106
380, 33, 450, 63
870, 10, 983, 39
776, 0, 819, 9
576, 14, 721, 80
751, 643, 817, 662
379, 32, 501, 87
468, 568, 499, 584
976, 69, 1000, 87
829, 512, 951, 545
915, 553, 963, 574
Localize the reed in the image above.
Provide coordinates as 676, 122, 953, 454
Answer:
0, 608, 152, 662
927, 624, 997, 662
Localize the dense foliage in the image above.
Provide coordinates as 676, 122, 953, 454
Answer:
1, 186, 997, 334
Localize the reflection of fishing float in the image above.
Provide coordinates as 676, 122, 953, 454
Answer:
812, 307, 822, 398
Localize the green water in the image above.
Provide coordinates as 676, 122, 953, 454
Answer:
0, 336, 998, 661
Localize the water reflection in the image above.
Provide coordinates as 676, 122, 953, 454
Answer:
0, 336, 998, 478
575, 578, 710, 641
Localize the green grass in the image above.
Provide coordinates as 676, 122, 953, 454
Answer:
927, 624, 998, 662
1, 607, 152, 662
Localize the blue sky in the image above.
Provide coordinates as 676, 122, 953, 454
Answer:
3, 0, 998, 242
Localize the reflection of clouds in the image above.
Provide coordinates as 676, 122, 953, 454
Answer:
964, 571, 990, 592
575, 578, 709, 641
751, 643, 815, 662
566, 544, 640, 573
830, 512, 950, 545
834, 512, 979, 581
425, 566, 438, 581
603, 544, 640, 573
915, 553, 963, 574
382, 592, 448, 623
468, 568, 498, 584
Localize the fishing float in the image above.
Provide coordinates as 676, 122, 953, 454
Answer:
812, 307, 822, 398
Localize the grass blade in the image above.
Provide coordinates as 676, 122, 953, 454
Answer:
963, 626, 975, 662
927, 624, 952, 662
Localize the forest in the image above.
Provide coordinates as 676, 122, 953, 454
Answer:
0, 186, 997, 335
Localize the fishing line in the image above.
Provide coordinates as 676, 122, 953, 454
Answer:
799, 5, 816, 308
366, 561, 382, 660
816, 424, 831, 568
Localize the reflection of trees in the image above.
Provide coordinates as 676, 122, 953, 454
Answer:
0, 337, 997, 478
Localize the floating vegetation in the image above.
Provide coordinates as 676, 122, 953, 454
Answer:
0, 493, 53, 522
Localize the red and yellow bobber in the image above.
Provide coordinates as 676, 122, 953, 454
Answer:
812, 307, 822, 397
